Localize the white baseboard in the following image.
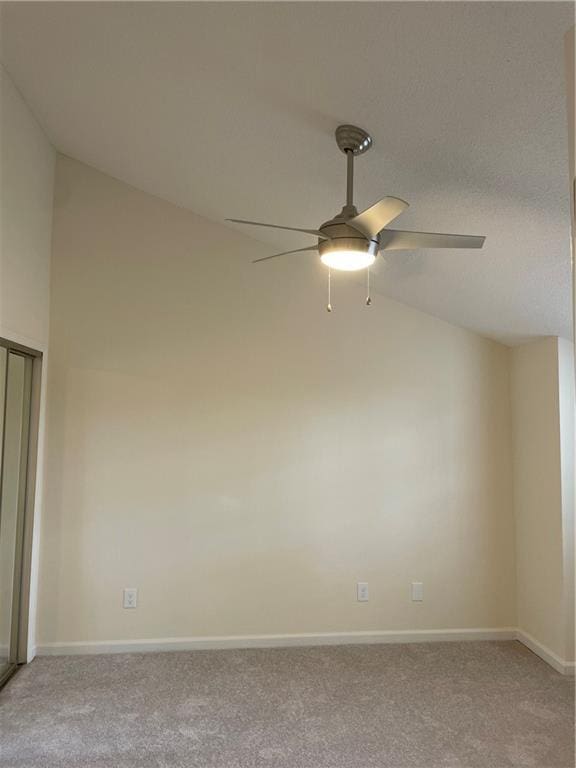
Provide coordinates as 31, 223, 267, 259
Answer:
515, 629, 575, 676
36, 627, 516, 657
34, 628, 576, 677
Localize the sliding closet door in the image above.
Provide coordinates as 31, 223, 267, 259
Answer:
0, 347, 34, 685
0, 346, 7, 675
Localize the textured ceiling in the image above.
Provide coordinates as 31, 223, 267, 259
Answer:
1, 1, 573, 344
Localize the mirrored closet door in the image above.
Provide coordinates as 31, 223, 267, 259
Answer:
0, 339, 41, 687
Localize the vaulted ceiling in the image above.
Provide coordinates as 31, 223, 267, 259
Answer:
1, 1, 573, 344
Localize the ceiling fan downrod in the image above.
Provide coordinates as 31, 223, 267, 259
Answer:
335, 124, 373, 218
346, 150, 354, 210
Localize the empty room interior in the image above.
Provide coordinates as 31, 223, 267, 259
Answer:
0, 2, 575, 767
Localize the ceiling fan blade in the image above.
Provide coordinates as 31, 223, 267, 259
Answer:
348, 197, 409, 239
252, 245, 319, 263
227, 219, 328, 239
380, 229, 485, 250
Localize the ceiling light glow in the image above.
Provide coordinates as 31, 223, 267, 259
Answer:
320, 250, 376, 271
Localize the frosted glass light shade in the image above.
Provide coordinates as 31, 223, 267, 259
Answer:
320, 250, 376, 271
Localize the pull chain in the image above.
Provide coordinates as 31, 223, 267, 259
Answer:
327, 268, 332, 312
366, 266, 372, 306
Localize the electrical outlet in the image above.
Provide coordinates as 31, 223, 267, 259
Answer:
411, 582, 423, 602
357, 582, 369, 602
123, 587, 138, 609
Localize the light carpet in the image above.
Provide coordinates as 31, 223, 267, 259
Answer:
0, 641, 573, 767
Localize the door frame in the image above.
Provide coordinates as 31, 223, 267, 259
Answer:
0, 337, 43, 688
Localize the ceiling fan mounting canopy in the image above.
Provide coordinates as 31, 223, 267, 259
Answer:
334, 124, 373, 156
226, 124, 485, 270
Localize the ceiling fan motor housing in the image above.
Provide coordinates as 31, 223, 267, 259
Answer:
318, 218, 379, 259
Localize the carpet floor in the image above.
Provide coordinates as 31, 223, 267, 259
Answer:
0, 641, 573, 768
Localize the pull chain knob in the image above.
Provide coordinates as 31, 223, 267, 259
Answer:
366, 266, 372, 306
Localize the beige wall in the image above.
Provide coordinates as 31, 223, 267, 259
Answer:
0, 64, 54, 659
0, 64, 54, 350
38, 156, 516, 645
511, 337, 574, 663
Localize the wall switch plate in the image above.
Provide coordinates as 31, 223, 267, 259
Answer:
411, 582, 423, 602
357, 582, 369, 602
123, 587, 138, 609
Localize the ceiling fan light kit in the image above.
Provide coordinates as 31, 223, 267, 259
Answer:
227, 124, 485, 310
320, 247, 376, 272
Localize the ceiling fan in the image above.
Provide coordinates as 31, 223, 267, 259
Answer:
227, 124, 485, 274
